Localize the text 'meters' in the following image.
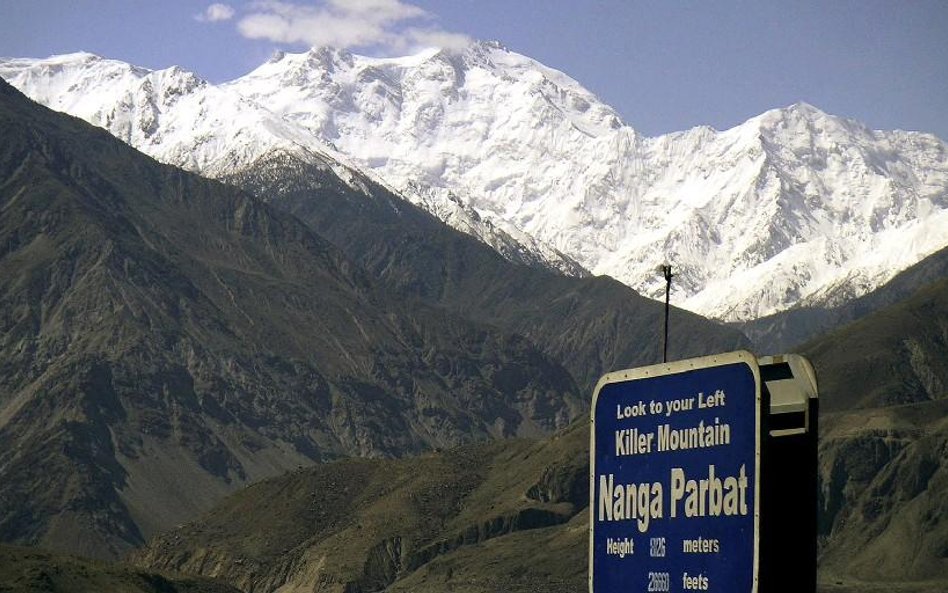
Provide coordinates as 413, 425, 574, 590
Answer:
589, 351, 761, 593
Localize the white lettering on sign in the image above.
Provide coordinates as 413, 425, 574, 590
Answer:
669, 464, 749, 519
617, 401, 647, 419
682, 572, 710, 590
657, 418, 731, 452
682, 537, 720, 553
615, 427, 655, 456
597, 465, 749, 533
698, 389, 726, 409
605, 537, 635, 558
597, 474, 664, 533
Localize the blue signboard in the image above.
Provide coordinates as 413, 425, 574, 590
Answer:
590, 351, 761, 593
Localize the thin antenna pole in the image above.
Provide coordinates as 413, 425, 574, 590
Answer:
661, 264, 673, 363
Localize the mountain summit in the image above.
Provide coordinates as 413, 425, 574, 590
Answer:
3, 42, 947, 320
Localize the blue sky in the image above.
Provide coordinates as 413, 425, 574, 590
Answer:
3, 0, 947, 140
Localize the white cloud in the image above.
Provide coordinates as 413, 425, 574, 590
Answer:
407, 28, 473, 52
235, 0, 471, 53
196, 3, 236, 23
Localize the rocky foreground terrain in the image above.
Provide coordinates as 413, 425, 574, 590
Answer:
119, 274, 948, 592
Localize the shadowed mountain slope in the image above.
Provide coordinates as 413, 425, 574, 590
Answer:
802, 276, 948, 411
804, 276, 948, 584
226, 151, 751, 393
817, 400, 948, 585
0, 79, 587, 559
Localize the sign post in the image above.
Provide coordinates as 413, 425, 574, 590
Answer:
589, 350, 762, 593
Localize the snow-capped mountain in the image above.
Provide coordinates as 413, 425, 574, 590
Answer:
221, 42, 948, 321
4, 43, 947, 321
0, 51, 585, 277
0, 52, 319, 175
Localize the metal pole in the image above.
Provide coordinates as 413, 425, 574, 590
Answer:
661, 264, 673, 363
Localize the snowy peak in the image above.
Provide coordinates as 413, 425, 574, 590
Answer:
226, 40, 624, 144
1, 52, 335, 174
745, 102, 947, 232
0, 52, 206, 123
671, 104, 948, 318
0, 53, 206, 142
0, 52, 145, 121
250, 45, 356, 82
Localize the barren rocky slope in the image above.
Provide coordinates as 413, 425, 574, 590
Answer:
131, 423, 590, 593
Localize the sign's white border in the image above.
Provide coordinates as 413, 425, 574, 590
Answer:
588, 349, 762, 593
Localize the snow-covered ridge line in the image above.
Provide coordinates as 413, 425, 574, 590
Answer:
4, 42, 947, 321
0, 48, 584, 277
